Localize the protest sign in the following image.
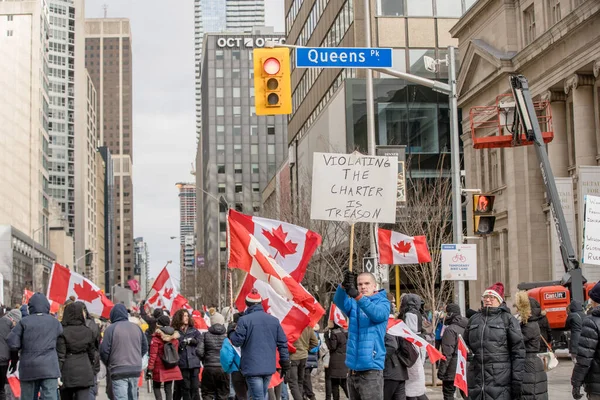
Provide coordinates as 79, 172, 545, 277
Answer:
310, 152, 398, 223
583, 195, 600, 266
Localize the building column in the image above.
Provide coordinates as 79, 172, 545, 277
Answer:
542, 90, 568, 177
564, 74, 597, 167
593, 60, 600, 163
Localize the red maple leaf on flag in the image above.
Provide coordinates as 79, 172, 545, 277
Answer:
261, 297, 271, 314
262, 225, 298, 259
394, 240, 412, 255
163, 287, 174, 299
73, 280, 100, 303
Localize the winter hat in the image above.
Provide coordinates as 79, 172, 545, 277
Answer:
445, 303, 461, 316
210, 312, 225, 326
6, 309, 21, 323
152, 308, 163, 319
482, 282, 504, 304
589, 281, 600, 304
245, 289, 262, 305
157, 315, 170, 327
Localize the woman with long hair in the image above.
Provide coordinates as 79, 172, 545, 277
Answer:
171, 309, 202, 400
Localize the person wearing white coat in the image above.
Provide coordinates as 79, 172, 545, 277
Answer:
399, 294, 428, 400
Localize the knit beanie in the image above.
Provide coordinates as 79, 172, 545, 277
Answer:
210, 312, 225, 326
445, 303, 461, 316
589, 281, 600, 304
482, 282, 504, 304
6, 309, 21, 323
157, 315, 170, 327
245, 289, 262, 308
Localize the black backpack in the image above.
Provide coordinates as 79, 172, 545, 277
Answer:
161, 342, 180, 369
396, 337, 419, 368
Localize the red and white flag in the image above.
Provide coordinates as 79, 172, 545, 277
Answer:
328, 303, 348, 330
47, 263, 113, 319
23, 289, 60, 314
146, 266, 178, 312
454, 334, 468, 395
7, 365, 19, 398
378, 228, 431, 265
228, 210, 324, 325
192, 310, 209, 333
387, 318, 445, 363
228, 210, 321, 281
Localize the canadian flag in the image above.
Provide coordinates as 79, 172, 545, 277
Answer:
191, 310, 209, 333
7, 365, 20, 398
47, 263, 113, 319
378, 228, 431, 265
146, 266, 178, 312
328, 303, 348, 330
23, 289, 60, 314
228, 210, 321, 281
387, 318, 445, 363
454, 334, 468, 395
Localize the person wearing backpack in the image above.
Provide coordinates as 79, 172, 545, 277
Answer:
148, 315, 183, 400
324, 321, 348, 400
436, 303, 467, 400
197, 312, 229, 400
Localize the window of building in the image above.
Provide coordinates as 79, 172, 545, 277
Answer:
218, 183, 226, 194
216, 88, 224, 98
252, 183, 260, 193
267, 144, 275, 155
233, 125, 241, 136
252, 163, 259, 174
234, 144, 242, 156
251, 126, 258, 136
6, 30, 13, 37
407, 0, 433, 16
219, 203, 227, 212
216, 69, 223, 78
524, 5, 536, 45
251, 106, 256, 116
253, 202, 260, 212
217, 106, 225, 116
267, 126, 275, 135
220, 222, 227, 231
233, 87, 241, 98
435, 0, 462, 17
377, 0, 404, 16
249, 70, 254, 79
217, 144, 225, 156
250, 87, 255, 98
232, 69, 241, 79
251, 144, 258, 155
217, 125, 225, 133
235, 203, 243, 212
235, 184, 243, 193
234, 163, 242, 174
217, 164, 225, 174
547, 0, 561, 26
216, 50, 224, 60
232, 50, 241, 60
233, 106, 241, 116
7, 15, 13, 21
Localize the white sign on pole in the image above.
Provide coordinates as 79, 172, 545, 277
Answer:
310, 152, 398, 223
362, 257, 388, 284
578, 166, 600, 280
582, 195, 600, 266
550, 178, 577, 280
441, 244, 477, 281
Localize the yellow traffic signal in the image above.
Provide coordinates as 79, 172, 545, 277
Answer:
473, 194, 496, 235
253, 48, 292, 115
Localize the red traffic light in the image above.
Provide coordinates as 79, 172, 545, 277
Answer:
263, 58, 281, 75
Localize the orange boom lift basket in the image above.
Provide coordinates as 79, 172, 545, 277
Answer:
469, 93, 554, 149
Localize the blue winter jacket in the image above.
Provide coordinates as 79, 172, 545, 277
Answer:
219, 338, 241, 374
7, 293, 63, 381
333, 285, 390, 371
229, 303, 289, 377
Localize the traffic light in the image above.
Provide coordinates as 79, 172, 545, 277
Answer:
473, 194, 496, 235
253, 48, 292, 115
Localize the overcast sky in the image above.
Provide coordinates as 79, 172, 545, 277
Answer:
85, 1, 285, 285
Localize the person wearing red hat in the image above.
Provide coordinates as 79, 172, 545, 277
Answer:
464, 282, 525, 400
229, 289, 290, 400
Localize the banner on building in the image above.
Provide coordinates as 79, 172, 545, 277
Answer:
550, 178, 577, 281
582, 195, 600, 266
310, 151, 398, 223
578, 166, 600, 281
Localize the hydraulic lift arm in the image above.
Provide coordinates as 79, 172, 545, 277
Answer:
509, 75, 584, 303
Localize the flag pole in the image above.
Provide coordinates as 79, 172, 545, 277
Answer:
348, 223, 355, 272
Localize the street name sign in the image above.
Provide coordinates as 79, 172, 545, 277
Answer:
296, 47, 393, 68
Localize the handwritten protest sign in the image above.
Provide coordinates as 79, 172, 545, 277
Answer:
310, 152, 398, 223
583, 195, 600, 266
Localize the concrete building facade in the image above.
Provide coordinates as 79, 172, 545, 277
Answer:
450, 0, 600, 306
99, 146, 116, 293
95, 151, 106, 289
134, 237, 149, 296
176, 183, 196, 298
84, 19, 134, 288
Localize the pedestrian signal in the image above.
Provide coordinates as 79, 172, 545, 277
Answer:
473, 194, 495, 235
253, 48, 292, 115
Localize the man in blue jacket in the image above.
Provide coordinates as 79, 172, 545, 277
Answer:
7, 293, 63, 400
229, 289, 291, 400
334, 271, 389, 400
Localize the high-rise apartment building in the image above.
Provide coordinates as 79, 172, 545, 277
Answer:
196, 31, 288, 302
0, 0, 52, 291
176, 183, 196, 298
84, 19, 134, 287
95, 150, 106, 290
226, 0, 265, 32
99, 146, 116, 293
134, 237, 149, 296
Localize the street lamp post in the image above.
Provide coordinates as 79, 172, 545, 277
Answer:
75, 250, 96, 277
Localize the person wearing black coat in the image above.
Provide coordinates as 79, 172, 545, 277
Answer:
197, 312, 229, 400
565, 299, 587, 360
57, 301, 96, 400
515, 292, 548, 400
383, 333, 408, 400
0, 310, 21, 400
572, 282, 600, 400
437, 304, 467, 400
324, 324, 348, 400
172, 309, 203, 400
464, 282, 525, 400
532, 305, 553, 353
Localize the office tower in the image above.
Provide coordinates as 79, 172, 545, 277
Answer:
85, 19, 134, 287
99, 146, 116, 293
134, 237, 149, 296
226, 0, 265, 32
176, 183, 196, 299
95, 150, 106, 290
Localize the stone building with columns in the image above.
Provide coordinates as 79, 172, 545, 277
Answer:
450, 0, 600, 307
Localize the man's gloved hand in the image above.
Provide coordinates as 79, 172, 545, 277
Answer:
146, 370, 153, 380
572, 386, 583, 399
8, 356, 17, 374
187, 338, 198, 346
342, 270, 357, 290
279, 359, 291, 383
346, 286, 359, 299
